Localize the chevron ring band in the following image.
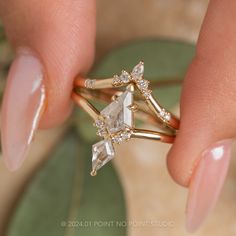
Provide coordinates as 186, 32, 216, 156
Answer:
72, 61, 179, 176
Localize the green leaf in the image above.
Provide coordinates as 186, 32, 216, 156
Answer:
77, 39, 194, 140
7, 131, 126, 236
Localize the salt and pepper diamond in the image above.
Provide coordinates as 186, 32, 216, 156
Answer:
91, 85, 134, 175
112, 75, 120, 86
120, 70, 131, 83
101, 88, 133, 134
91, 139, 115, 176
136, 79, 149, 91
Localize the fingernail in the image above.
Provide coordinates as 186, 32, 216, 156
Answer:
1, 49, 46, 171
186, 139, 233, 232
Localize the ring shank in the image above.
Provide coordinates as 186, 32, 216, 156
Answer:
131, 128, 175, 143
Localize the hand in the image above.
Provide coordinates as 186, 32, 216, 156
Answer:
0, 0, 235, 232
0, 0, 96, 167
167, 0, 236, 232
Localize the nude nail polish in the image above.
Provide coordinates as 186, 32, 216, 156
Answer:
186, 139, 233, 232
1, 49, 46, 171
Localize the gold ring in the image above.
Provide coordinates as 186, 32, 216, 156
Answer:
72, 61, 179, 176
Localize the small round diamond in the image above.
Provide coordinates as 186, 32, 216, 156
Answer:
94, 119, 105, 128
112, 75, 120, 86
85, 79, 96, 88
112, 135, 122, 144
165, 113, 171, 121
119, 70, 130, 83
121, 131, 131, 141
137, 79, 149, 90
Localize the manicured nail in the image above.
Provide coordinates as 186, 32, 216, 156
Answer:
186, 139, 233, 232
1, 49, 46, 171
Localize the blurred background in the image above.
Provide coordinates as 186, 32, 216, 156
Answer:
2, 0, 236, 236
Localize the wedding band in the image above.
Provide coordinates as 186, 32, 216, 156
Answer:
75, 61, 179, 130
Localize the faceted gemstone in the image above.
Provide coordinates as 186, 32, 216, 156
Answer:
119, 70, 130, 83
137, 79, 149, 91
112, 135, 123, 144
85, 79, 96, 88
112, 130, 131, 144
94, 118, 105, 128
112, 75, 120, 85
160, 109, 171, 121
101, 89, 133, 133
92, 140, 115, 171
131, 61, 144, 80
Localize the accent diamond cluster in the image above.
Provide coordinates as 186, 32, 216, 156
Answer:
111, 129, 132, 144
112, 70, 131, 86
112, 61, 152, 99
160, 108, 171, 122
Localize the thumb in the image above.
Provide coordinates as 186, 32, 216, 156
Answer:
0, 0, 96, 170
167, 0, 236, 232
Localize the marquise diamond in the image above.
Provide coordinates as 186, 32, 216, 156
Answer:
131, 61, 144, 81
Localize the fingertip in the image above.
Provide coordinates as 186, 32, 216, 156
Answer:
1, 0, 96, 129
167, 134, 193, 187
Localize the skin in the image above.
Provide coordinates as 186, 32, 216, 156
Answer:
167, 0, 236, 186
0, 0, 96, 128
0, 0, 236, 230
